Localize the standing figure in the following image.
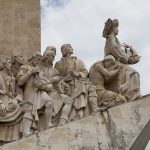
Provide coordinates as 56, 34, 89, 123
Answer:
41, 46, 73, 126
55, 44, 100, 120
102, 18, 141, 101
89, 55, 127, 108
17, 52, 53, 137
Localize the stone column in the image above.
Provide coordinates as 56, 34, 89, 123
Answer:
0, 0, 41, 60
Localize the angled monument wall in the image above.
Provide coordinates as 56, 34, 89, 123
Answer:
1, 95, 150, 150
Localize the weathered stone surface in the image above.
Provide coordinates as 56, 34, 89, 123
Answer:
108, 94, 150, 150
0, 0, 40, 60
1, 95, 150, 150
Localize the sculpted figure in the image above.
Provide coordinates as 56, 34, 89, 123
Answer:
117, 64, 140, 101
0, 58, 22, 143
41, 46, 73, 126
17, 52, 53, 137
11, 52, 24, 104
89, 55, 127, 108
55, 44, 100, 120
103, 18, 140, 64
102, 18, 141, 101
41, 46, 61, 84
0, 59, 17, 114
11, 52, 24, 78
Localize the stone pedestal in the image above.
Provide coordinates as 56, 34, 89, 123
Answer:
0, 0, 41, 60
1, 95, 150, 150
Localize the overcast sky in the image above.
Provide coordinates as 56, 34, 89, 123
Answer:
41, 0, 150, 97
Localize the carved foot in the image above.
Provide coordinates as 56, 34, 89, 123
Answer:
23, 132, 33, 138
59, 118, 68, 126
48, 122, 53, 128
92, 107, 107, 115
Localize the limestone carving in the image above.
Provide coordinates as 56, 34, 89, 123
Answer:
17, 52, 53, 137
0, 18, 142, 144
102, 18, 141, 101
103, 18, 140, 64
89, 55, 127, 108
0, 58, 23, 143
11, 52, 24, 78
41, 46, 73, 126
55, 44, 100, 120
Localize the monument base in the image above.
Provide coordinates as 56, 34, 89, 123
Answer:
1, 95, 150, 150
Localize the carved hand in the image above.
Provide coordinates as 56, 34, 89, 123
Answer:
133, 55, 140, 64
64, 75, 73, 82
69, 71, 80, 78
41, 84, 52, 91
8, 92, 13, 98
120, 82, 129, 93
52, 76, 63, 83
7, 100, 17, 112
116, 64, 123, 70
128, 56, 135, 64
31, 67, 40, 75
0, 101, 7, 117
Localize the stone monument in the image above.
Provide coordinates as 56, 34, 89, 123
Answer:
0, 0, 40, 60
0, 1, 149, 149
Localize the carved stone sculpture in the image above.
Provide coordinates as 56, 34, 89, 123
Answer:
89, 55, 127, 108
0, 18, 143, 145
11, 52, 24, 78
0, 58, 23, 143
117, 64, 141, 101
55, 44, 100, 120
17, 52, 53, 137
41, 46, 73, 126
102, 18, 141, 101
103, 18, 140, 64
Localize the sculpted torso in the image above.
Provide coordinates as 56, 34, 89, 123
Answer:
104, 35, 129, 64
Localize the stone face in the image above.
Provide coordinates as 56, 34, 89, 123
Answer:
0, 0, 41, 60
1, 95, 150, 150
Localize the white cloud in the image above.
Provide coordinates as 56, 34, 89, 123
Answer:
41, 0, 150, 95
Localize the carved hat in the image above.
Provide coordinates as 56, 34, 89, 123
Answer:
103, 55, 116, 63
102, 18, 119, 38
43, 46, 56, 59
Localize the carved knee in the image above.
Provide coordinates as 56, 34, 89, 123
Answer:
88, 85, 97, 97
45, 101, 52, 108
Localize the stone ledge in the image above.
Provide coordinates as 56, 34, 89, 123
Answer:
1, 94, 150, 150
